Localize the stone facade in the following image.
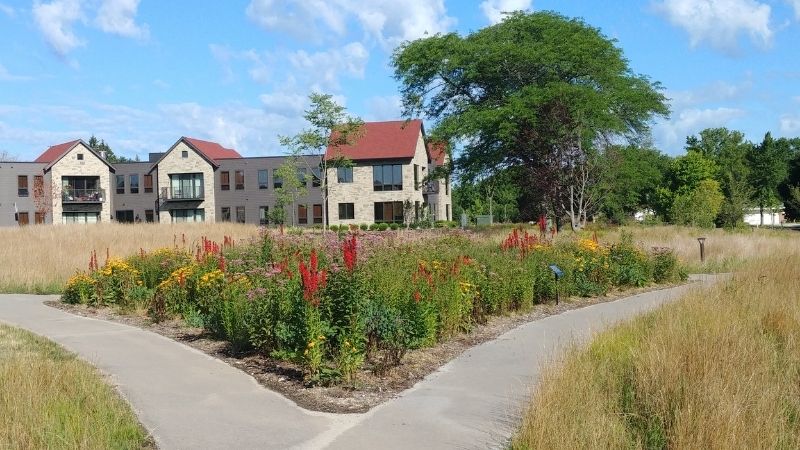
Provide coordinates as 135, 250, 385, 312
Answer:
49, 142, 114, 224
156, 140, 216, 223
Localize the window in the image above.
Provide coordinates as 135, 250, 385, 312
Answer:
35, 211, 45, 224
62, 212, 99, 224
337, 167, 353, 183
130, 174, 139, 194
145, 210, 154, 223
373, 164, 402, 191
414, 165, 419, 190
116, 175, 125, 194
221, 207, 231, 222
258, 170, 268, 189
313, 204, 323, 224
220, 171, 230, 190
17, 175, 28, 197
169, 173, 203, 199
144, 174, 153, 193
259, 206, 269, 225
236, 206, 246, 224
77, 153, 84, 160
298, 204, 308, 224
170, 209, 204, 223
374, 201, 404, 223
297, 168, 307, 186
445, 174, 450, 195
116, 210, 134, 223
415, 201, 420, 221
311, 167, 321, 187
446, 204, 451, 221
273, 169, 283, 189
181, 150, 189, 158
17, 211, 29, 225
62, 176, 102, 202
338, 203, 355, 220
235, 170, 244, 190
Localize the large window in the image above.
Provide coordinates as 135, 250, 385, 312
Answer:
338, 203, 354, 220
116, 175, 125, 194
298, 204, 308, 224
170, 208, 204, 223
130, 174, 139, 194
235, 170, 244, 190
62, 212, 99, 224
259, 206, 269, 225
169, 173, 203, 199
311, 167, 321, 187
220, 171, 230, 190
337, 167, 353, 183
116, 210, 134, 223
236, 206, 246, 224
17, 175, 28, 197
144, 174, 153, 193
258, 170, 268, 189
313, 204, 323, 224
373, 164, 402, 191
273, 169, 282, 189
62, 176, 102, 202
297, 168, 307, 186
414, 165, 419, 190
374, 201, 404, 223
221, 207, 231, 222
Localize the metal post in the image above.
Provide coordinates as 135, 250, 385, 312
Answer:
697, 237, 706, 263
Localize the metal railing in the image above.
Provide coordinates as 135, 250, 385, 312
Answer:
62, 188, 105, 203
161, 186, 204, 200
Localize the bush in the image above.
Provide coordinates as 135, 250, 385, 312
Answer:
377, 223, 389, 231
359, 223, 369, 231
389, 223, 400, 230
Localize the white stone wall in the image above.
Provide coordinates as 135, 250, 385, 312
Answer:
156, 141, 216, 223
327, 131, 428, 226
49, 142, 113, 223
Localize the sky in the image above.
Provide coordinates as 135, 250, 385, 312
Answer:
1, 0, 799, 161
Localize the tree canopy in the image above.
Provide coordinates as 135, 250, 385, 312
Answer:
393, 11, 668, 227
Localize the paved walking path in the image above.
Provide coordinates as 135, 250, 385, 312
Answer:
0, 275, 724, 450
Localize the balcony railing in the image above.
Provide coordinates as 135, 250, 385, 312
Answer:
161, 186, 204, 201
423, 180, 439, 195
62, 188, 105, 203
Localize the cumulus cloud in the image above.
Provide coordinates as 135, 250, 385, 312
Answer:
246, 0, 455, 48
653, 107, 745, 152
480, 0, 532, 24
667, 78, 752, 110
779, 114, 800, 134
288, 42, 369, 91
788, 0, 800, 19
210, 44, 271, 84
95, 0, 148, 39
654, 0, 773, 53
259, 92, 308, 116
365, 95, 402, 120
33, 0, 85, 56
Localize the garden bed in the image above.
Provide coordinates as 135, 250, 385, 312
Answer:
49, 281, 686, 413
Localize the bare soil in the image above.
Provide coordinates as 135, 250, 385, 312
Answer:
47, 282, 686, 414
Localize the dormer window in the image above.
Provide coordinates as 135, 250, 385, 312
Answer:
77, 153, 84, 160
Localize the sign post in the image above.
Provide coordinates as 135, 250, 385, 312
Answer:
548, 264, 564, 305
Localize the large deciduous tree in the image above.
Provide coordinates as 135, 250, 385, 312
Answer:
392, 11, 668, 231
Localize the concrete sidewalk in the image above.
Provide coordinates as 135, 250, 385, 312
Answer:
0, 275, 723, 449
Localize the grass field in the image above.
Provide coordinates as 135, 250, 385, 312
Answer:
0, 222, 259, 293
0, 324, 152, 449
511, 238, 800, 449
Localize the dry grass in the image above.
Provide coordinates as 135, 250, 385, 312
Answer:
0, 324, 151, 449
0, 223, 260, 293
511, 241, 800, 449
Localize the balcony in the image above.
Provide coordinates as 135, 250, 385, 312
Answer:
62, 188, 105, 203
423, 180, 439, 195
161, 186, 204, 201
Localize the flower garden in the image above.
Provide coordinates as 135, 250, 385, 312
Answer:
62, 228, 685, 385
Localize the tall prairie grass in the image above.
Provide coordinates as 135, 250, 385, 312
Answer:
0, 324, 151, 449
511, 242, 800, 449
0, 223, 259, 293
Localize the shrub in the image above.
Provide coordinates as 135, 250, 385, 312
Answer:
649, 247, 685, 283
377, 223, 389, 231
359, 223, 369, 231
62, 273, 95, 305
389, 223, 400, 230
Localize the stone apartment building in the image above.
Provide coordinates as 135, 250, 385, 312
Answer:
0, 120, 451, 227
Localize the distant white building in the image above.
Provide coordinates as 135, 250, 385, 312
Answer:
743, 207, 784, 226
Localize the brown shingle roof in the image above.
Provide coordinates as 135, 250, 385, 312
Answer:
325, 120, 423, 161
183, 137, 242, 161
34, 140, 81, 163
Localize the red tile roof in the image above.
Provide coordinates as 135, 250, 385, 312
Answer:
34, 140, 81, 163
183, 137, 242, 162
427, 141, 448, 167
325, 120, 423, 161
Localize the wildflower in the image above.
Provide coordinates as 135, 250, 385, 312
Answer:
299, 249, 327, 306
342, 233, 358, 272
413, 291, 422, 302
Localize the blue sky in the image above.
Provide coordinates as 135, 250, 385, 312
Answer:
1, 0, 799, 160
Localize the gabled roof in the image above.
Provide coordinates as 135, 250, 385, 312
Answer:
34, 139, 115, 172
148, 136, 242, 173
427, 141, 448, 167
325, 119, 423, 161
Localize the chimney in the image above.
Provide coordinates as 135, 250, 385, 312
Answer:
100, 150, 107, 160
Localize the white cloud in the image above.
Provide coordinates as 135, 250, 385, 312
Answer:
209, 44, 271, 84
32, 0, 85, 56
0, 64, 32, 82
365, 95, 402, 120
0, 3, 16, 17
788, 0, 800, 19
654, 0, 773, 53
259, 92, 308, 116
667, 78, 752, 110
653, 107, 745, 152
288, 42, 369, 90
246, 0, 455, 48
779, 114, 800, 134
480, 0, 532, 24
95, 0, 148, 39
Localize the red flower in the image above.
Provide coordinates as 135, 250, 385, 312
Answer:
218, 254, 226, 273
299, 249, 327, 306
342, 234, 357, 272
413, 291, 422, 303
